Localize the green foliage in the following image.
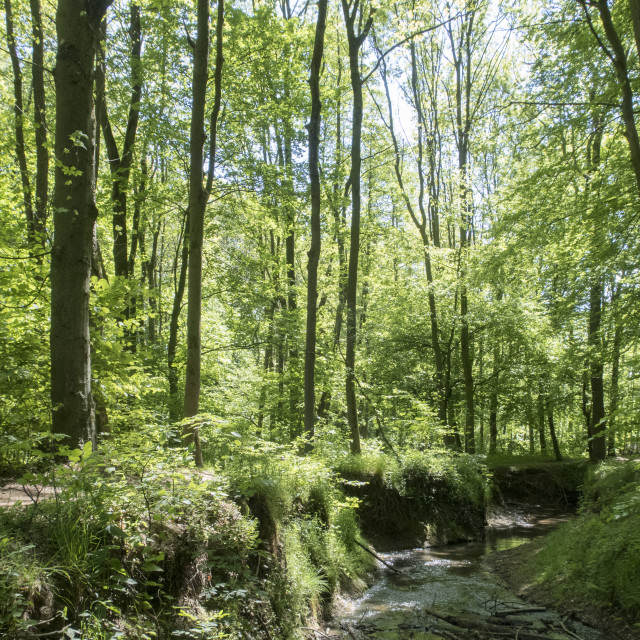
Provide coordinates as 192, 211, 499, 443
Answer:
527, 461, 640, 621
0, 427, 258, 639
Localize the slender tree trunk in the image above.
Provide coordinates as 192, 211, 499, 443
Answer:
97, 3, 142, 283
547, 400, 562, 461
584, 0, 640, 196
630, 0, 640, 61
5, 0, 35, 245
589, 280, 607, 460
378, 42, 447, 434
30, 0, 48, 245
183, 0, 224, 466
609, 282, 622, 456
168, 212, 189, 420
51, 0, 113, 449
448, 10, 476, 454
538, 390, 547, 454
582, 365, 593, 458
341, 0, 372, 455
587, 112, 607, 461
303, 0, 327, 451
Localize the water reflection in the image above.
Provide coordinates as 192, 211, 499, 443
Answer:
327, 506, 603, 640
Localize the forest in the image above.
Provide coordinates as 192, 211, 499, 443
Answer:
1, 0, 640, 638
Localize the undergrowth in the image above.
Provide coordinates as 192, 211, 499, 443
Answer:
527, 460, 640, 622
0, 425, 491, 639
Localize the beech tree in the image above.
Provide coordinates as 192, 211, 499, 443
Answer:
303, 0, 328, 450
51, 0, 113, 448
183, 0, 224, 466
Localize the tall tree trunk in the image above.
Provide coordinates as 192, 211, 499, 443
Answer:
547, 400, 562, 461
97, 3, 142, 283
609, 281, 622, 456
537, 389, 547, 454
5, 0, 34, 245
30, 0, 48, 245
303, 0, 327, 452
168, 211, 188, 420
582, 365, 593, 459
378, 41, 447, 434
183, 0, 224, 466
588, 279, 606, 460
51, 0, 113, 449
587, 112, 607, 461
341, 0, 372, 455
630, 0, 640, 62
582, 0, 640, 196
448, 9, 476, 454
488, 357, 498, 456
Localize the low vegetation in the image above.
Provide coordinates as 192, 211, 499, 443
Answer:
522, 460, 640, 625
0, 429, 492, 639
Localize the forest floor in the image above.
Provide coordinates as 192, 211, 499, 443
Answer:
0, 481, 58, 508
487, 540, 640, 640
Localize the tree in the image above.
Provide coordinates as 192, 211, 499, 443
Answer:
51, 0, 113, 448
342, 0, 373, 455
303, 0, 328, 451
96, 2, 143, 284
182, 0, 224, 465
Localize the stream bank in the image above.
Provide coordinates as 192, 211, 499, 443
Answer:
488, 540, 640, 640
323, 506, 606, 640
488, 460, 640, 640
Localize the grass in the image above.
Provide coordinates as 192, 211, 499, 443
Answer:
525, 460, 640, 623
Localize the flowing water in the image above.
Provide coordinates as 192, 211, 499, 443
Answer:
324, 506, 605, 639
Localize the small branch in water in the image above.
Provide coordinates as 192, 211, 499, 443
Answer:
339, 622, 362, 640
353, 538, 401, 573
494, 606, 547, 617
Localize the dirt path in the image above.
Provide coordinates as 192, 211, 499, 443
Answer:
0, 482, 58, 508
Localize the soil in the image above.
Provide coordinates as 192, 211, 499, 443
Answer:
487, 540, 640, 640
0, 482, 58, 508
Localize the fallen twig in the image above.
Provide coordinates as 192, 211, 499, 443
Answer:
559, 620, 585, 640
423, 607, 558, 640
339, 621, 361, 640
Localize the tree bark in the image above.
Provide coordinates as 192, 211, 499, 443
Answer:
5, 0, 34, 246
547, 400, 562, 461
447, 8, 476, 453
168, 210, 189, 420
378, 41, 448, 433
341, 0, 372, 455
183, 0, 224, 466
630, 0, 640, 62
51, 0, 113, 449
303, 0, 327, 452
97, 3, 142, 282
30, 0, 48, 245
608, 281, 622, 456
587, 111, 607, 461
583, 0, 640, 196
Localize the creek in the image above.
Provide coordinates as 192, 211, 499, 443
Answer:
323, 506, 605, 639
